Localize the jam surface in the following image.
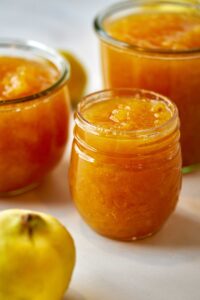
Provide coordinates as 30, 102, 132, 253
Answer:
83, 97, 172, 131
105, 12, 200, 50
0, 57, 59, 100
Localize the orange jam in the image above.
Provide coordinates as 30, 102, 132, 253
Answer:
95, 1, 200, 168
0, 42, 70, 195
0, 57, 59, 100
106, 13, 200, 51
69, 89, 182, 240
83, 97, 172, 130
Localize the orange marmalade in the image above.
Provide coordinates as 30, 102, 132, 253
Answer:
69, 89, 182, 240
94, 1, 200, 169
0, 41, 70, 195
0, 57, 59, 100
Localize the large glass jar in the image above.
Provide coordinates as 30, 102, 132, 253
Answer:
69, 89, 182, 241
0, 40, 70, 196
94, 0, 200, 171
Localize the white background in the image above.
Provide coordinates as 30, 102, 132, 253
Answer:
0, 1, 200, 300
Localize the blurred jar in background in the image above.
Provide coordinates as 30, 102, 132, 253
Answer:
94, 0, 200, 172
0, 40, 70, 196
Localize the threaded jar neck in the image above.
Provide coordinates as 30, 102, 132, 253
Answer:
74, 88, 180, 158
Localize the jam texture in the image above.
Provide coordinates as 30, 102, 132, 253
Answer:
0, 57, 69, 194
101, 11, 200, 166
70, 93, 182, 240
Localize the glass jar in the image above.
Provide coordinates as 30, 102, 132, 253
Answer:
0, 40, 70, 196
69, 89, 182, 241
94, 0, 200, 172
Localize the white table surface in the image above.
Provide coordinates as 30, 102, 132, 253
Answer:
0, 1, 200, 300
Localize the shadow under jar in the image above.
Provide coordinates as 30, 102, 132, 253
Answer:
69, 89, 182, 241
0, 40, 70, 196
94, 0, 200, 172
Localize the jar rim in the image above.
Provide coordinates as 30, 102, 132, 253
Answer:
76, 88, 179, 140
0, 39, 70, 106
94, 0, 200, 56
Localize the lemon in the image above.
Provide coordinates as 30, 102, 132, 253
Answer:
59, 50, 87, 107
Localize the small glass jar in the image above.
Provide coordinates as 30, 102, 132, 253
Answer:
0, 40, 70, 196
69, 89, 182, 241
94, 0, 200, 172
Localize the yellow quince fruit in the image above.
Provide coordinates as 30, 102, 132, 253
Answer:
0, 209, 76, 300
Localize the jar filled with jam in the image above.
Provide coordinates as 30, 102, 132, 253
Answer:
69, 89, 182, 240
0, 40, 70, 195
94, 0, 200, 171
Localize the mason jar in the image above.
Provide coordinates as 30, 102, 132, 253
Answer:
69, 89, 182, 240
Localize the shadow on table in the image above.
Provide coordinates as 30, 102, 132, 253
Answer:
64, 290, 87, 300
82, 210, 200, 248
134, 211, 200, 265
0, 159, 72, 206
142, 210, 200, 248
80, 210, 200, 265
32, 159, 71, 205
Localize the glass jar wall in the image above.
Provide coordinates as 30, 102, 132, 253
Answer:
69, 89, 182, 240
94, 1, 200, 171
0, 40, 70, 195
